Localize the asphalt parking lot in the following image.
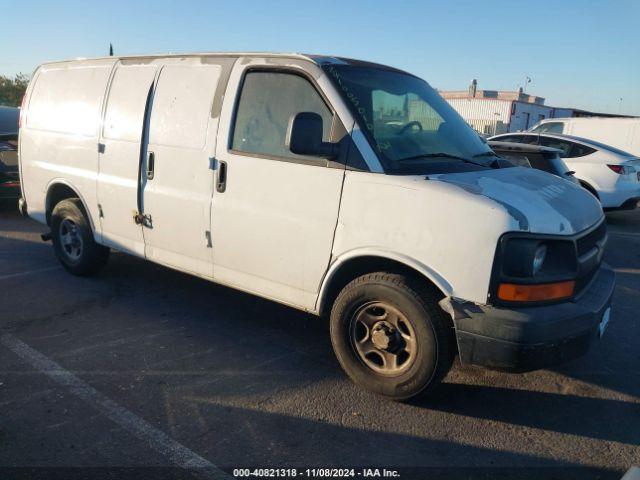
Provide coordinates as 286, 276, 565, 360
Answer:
1, 201, 639, 479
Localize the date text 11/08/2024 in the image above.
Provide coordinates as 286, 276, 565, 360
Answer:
233, 468, 401, 478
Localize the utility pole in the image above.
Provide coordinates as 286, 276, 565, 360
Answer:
493, 112, 500, 136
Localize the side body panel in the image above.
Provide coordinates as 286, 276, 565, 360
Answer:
332, 171, 515, 305
20, 59, 117, 227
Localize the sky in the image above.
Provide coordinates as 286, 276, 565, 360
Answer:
2, 0, 639, 115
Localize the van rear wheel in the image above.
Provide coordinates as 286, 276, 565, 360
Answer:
51, 199, 109, 276
330, 272, 454, 401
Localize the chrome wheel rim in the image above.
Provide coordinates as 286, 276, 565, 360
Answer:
59, 218, 83, 261
349, 302, 417, 376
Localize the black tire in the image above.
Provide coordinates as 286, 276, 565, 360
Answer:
51, 198, 109, 276
330, 272, 454, 401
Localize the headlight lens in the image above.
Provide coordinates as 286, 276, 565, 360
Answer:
532, 244, 547, 276
494, 235, 579, 304
500, 237, 577, 279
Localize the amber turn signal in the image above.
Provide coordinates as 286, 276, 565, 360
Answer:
497, 280, 575, 302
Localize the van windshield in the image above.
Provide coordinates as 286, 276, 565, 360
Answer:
323, 64, 494, 172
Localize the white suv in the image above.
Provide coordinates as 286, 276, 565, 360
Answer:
490, 132, 640, 210
18, 53, 614, 400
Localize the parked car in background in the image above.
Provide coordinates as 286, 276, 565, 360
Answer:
0, 139, 19, 201
529, 117, 640, 156
488, 141, 580, 186
490, 132, 640, 210
19, 53, 614, 400
0, 106, 19, 202
0, 106, 19, 137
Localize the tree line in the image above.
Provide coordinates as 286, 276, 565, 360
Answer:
0, 74, 30, 107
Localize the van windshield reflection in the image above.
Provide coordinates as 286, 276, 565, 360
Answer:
323, 64, 494, 172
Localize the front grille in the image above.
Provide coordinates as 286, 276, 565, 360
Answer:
574, 220, 607, 295
576, 221, 607, 257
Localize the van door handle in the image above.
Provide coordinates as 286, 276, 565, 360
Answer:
216, 160, 227, 193
147, 151, 155, 180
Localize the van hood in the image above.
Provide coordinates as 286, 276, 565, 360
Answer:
433, 167, 603, 235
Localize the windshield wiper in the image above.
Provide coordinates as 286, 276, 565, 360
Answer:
472, 150, 498, 159
396, 153, 488, 167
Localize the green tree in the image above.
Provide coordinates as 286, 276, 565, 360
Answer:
0, 73, 30, 107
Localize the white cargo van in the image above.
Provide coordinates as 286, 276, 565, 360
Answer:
18, 53, 615, 400
531, 117, 640, 156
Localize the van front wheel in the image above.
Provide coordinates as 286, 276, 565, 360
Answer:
51, 199, 109, 276
330, 272, 454, 401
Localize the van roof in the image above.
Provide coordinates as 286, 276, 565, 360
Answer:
42, 51, 311, 64
39, 52, 409, 73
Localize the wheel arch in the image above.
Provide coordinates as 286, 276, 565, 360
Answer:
45, 180, 96, 230
316, 250, 453, 317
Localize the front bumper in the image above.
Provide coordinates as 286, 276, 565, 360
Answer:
451, 264, 615, 372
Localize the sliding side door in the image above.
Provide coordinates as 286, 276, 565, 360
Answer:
97, 63, 157, 256
141, 63, 221, 277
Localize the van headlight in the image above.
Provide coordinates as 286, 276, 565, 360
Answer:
492, 236, 578, 304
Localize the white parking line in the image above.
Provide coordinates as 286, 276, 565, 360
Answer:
615, 267, 640, 274
608, 230, 640, 238
0, 266, 61, 281
0, 333, 230, 480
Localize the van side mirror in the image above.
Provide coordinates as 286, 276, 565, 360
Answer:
286, 112, 338, 159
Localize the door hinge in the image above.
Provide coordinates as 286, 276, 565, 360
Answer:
98, 142, 105, 154
98, 204, 104, 218
205, 230, 212, 248
133, 211, 152, 228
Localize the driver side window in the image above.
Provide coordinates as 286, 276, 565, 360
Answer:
231, 71, 333, 161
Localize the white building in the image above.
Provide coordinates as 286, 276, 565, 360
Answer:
440, 80, 574, 135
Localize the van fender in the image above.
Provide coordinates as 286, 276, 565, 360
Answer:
44, 178, 98, 234
316, 247, 454, 314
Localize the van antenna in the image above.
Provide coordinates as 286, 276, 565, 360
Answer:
109, 43, 114, 56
